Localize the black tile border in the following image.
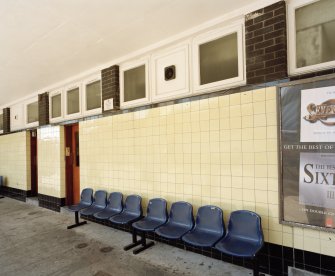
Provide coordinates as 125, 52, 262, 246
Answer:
80, 215, 335, 276
0, 186, 31, 202
38, 193, 65, 212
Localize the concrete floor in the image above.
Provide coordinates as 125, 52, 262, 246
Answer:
0, 197, 253, 276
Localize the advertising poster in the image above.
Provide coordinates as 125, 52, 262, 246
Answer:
300, 86, 335, 142
280, 77, 335, 230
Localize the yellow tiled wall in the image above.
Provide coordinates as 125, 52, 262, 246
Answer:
0, 131, 31, 190
80, 87, 335, 257
37, 126, 66, 198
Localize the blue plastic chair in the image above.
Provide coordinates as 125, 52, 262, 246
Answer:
109, 195, 142, 225
124, 198, 168, 254
94, 192, 123, 220
80, 190, 107, 216
215, 210, 264, 276
155, 201, 194, 240
67, 188, 93, 229
182, 205, 225, 247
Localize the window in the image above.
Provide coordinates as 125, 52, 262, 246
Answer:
51, 93, 62, 119
120, 58, 150, 108
65, 85, 81, 116
27, 101, 38, 124
0, 113, 3, 133
83, 75, 102, 116
288, 0, 335, 75
86, 80, 101, 111
193, 23, 244, 93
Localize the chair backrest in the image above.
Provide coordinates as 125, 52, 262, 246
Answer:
169, 201, 194, 228
124, 195, 142, 216
195, 205, 225, 235
146, 198, 167, 222
107, 192, 123, 212
94, 190, 107, 207
81, 188, 93, 204
227, 210, 263, 244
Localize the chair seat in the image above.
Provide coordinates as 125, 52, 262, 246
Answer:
67, 202, 91, 212
215, 236, 262, 258
133, 218, 166, 232
109, 212, 141, 225
182, 229, 223, 247
80, 205, 106, 216
93, 208, 121, 220
155, 223, 192, 239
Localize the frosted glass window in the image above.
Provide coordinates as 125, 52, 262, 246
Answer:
51, 94, 61, 118
124, 65, 146, 102
86, 80, 101, 110
0, 114, 3, 130
67, 87, 80, 115
27, 101, 38, 124
296, 0, 335, 68
199, 33, 238, 85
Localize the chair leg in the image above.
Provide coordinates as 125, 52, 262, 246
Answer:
67, 211, 87, 229
0, 196, 4, 199
124, 228, 142, 250
133, 231, 154, 255
253, 256, 259, 276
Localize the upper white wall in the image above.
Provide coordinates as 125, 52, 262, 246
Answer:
0, 0, 279, 108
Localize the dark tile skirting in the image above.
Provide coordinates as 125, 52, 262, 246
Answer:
81, 215, 335, 276
0, 186, 31, 202
38, 193, 65, 212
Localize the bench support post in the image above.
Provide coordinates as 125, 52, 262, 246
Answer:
124, 229, 155, 254
253, 256, 259, 276
67, 211, 87, 229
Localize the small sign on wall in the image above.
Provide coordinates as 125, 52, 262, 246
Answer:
104, 98, 114, 111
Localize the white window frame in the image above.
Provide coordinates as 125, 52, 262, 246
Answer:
64, 83, 82, 119
120, 57, 150, 109
151, 42, 191, 103
24, 96, 39, 128
288, 0, 335, 76
192, 21, 245, 94
49, 90, 64, 123
82, 74, 102, 116
0, 111, 3, 134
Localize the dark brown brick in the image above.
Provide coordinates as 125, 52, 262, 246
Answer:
246, 22, 263, 33
254, 11, 274, 24
248, 62, 265, 71
101, 65, 120, 113
255, 67, 275, 77
265, 57, 286, 67
254, 39, 274, 50
38, 92, 49, 126
264, 1, 285, 13
255, 52, 275, 63
247, 76, 265, 85
254, 25, 274, 37
264, 43, 285, 53
246, 35, 264, 46
3, 107, 10, 133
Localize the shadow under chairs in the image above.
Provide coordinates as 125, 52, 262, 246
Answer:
67, 188, 93, 229
94, 192, 123, 220
124, 198, 168, 254
109, 195, 142, 232
155, 201, 194, 240
214, 210, 264, 276
182, 205, 225, 248
80, 190, 107, 216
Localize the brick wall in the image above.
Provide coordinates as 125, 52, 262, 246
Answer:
3, 107, 10, 133
101, 65, 120, 113
38, 92, 49, 126
245, 1, 287, 85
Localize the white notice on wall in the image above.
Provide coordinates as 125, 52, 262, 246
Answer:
104, 98, 114, 111
300, 86, 335, 142
299, 152, 335, 209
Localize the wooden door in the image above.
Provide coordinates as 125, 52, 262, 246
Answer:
30, 130, 38, 196
72, 124, 80, 204
65, 124, 80, 205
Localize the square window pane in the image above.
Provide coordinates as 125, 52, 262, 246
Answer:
67, 87, 80, 115
0, 114, 3, 130
124, 65, 146, 102
199, 32, 238, 85
27, 101, 38, 124
86, 80, 101, 110
52, 94, 61, 118
296, 0, 335, 68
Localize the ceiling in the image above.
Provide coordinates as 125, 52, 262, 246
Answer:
0, 0, 258, 107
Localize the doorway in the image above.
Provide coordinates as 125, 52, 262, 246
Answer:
30, 130, 38, 196
65, 124, 80, 205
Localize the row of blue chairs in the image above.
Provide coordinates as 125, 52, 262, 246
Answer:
67, 188, 263, 275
